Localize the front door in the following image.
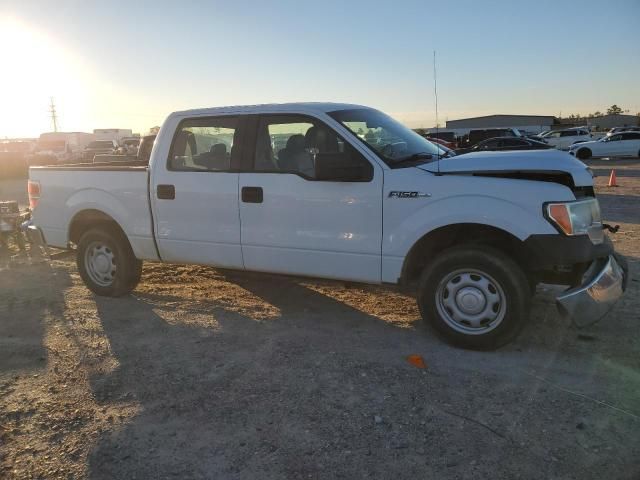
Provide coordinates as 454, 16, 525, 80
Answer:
151, 115, 245, 268
238, 114, 383, 283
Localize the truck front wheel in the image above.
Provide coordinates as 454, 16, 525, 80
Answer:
77, 227, 142, 297
418, 246, 530, 350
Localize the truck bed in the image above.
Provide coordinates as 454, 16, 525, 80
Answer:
29, 163, 158, 260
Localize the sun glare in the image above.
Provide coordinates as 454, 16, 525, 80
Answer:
0, 17, 90, 137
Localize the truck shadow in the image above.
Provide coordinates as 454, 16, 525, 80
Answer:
86, 274, 435, 478
0, 261, 71, 376
85, 261, 638, 478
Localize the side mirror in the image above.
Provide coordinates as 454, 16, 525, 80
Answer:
315, 151, 373, 182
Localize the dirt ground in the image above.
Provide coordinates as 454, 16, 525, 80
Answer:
1, 160, 639, 479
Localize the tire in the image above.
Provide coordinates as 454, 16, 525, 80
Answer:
576, 148, 592, 160
417, 245, 530, 350
76, 227, 142, 297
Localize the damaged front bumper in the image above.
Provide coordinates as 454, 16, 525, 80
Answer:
556, 254, 628, 327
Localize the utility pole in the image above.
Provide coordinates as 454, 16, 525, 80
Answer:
49, 97, 58, 132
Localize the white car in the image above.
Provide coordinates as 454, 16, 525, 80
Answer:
26, 102, 627, 349
606, 126, 640, 136
540, 128, 591, 150
569, 131, 640, 159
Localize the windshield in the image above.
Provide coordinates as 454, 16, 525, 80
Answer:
328, 108, 444, 166
87, 141, 114, 149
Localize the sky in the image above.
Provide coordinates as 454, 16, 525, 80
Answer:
1, 0, 639, 138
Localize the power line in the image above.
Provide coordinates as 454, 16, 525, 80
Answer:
49, 97, 58, 132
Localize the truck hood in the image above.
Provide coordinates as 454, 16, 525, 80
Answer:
418, 149, 593, 187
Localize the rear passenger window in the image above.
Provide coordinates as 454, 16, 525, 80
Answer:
169, 116, 238, 171
561, 130, 576, 137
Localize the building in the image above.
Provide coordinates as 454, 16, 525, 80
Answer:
444, 114, 557, 136
559, 114, 639, 131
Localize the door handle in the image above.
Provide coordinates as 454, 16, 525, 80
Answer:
241, 186, 263, 203
157, 184, 175, 200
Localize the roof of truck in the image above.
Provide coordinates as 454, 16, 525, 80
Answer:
170, 102, 369, 118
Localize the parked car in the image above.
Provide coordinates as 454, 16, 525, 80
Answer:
606, 126, 640, 136
31, 132, 93, 164
27, 102, 627, 350
456, 136, 552, 155
539, 128, 591, 150
466, 128, 521, 147
83, 140, 118, 161
425, 136, 456, 149
119, 137, 141, 155
569, 131, 640, 159
524, 134, 548, 143
92, 135, 156, 164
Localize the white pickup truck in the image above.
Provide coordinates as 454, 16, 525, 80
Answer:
27, 103, 628, 349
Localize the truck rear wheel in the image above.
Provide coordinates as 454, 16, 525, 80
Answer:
417, 246, 530, 350
77, 227, 142, 297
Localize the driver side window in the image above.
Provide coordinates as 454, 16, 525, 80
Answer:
253, 115, 372, 181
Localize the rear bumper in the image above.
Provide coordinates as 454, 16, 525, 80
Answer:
25, 222, 46, 246
556, 254, 628, 327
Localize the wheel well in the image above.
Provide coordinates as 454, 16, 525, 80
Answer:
401, 224, 529, 285
68, 209, 126, 246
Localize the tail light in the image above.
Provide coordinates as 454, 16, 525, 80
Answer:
28, 180, 41, 209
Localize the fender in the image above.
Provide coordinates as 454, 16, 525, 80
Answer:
65, 188, 157, 259
381, 194, 565, 284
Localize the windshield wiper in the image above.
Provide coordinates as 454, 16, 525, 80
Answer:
392, 152, 433, 166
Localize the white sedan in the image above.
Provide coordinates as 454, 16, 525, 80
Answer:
569, 131, 640, 159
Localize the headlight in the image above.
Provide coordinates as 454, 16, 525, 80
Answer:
546, 198, 602, 238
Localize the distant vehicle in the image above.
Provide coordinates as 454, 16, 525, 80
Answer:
0, 141, 35, 178
32, 132, 93, 164
425, 136, 456, 149
466, 128, 521, 147
93, 128, 133, 145
27, 102, 627, 350
92, 134, 156, 164
0, 140, 35, 154
456, 136, 553, 155
606, 126, 640, 136
539, 128, 591, 150
524, 134, 548, 143
424, 131, 456, 143
569, 131, 640, 159
83, 140, 118, 161
119, 137, 141, 155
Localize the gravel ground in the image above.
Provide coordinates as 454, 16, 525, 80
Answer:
1, 160, 639, 479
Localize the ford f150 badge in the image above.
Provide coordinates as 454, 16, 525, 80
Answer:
388, 191, 431, 198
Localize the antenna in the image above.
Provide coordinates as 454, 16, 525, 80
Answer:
49, 97, 58, 132
433, 50, 440, 173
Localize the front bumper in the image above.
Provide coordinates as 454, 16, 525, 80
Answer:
556, 254, 628, 327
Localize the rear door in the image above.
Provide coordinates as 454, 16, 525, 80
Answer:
619, 132, 640, 156
238, 114, 383, 283
151, 115, 246, 268
604, 134, 627, 157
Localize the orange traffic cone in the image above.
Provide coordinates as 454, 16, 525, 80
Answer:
608, 169, 618, 187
